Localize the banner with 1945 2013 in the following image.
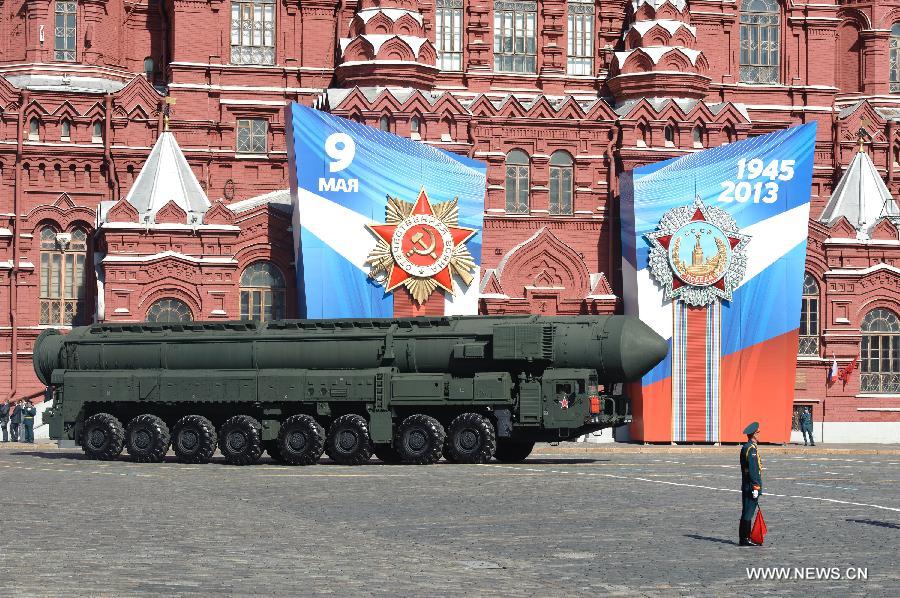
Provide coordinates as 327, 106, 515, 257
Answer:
620, 122, 818, 443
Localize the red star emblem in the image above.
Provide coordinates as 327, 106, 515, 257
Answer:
559, 397, 569, 409
366, 188, 477, 297
654, 207, 742, 292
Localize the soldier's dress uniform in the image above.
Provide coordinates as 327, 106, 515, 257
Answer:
739, 422, 762, 546
22, 403, 37, 443
800, 409, 814, 446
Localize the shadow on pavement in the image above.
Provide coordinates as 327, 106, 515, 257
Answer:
684, 534, 738, 546
846, 519, 900, 530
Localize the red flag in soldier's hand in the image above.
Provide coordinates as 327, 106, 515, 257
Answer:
750, 509, 767, 545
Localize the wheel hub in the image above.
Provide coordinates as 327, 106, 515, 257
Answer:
407, 429, 427, 452
179, 429, 199, 451
458, 428, 479, 451
134, 429, 152, 450
227, 430, 247, 452
288, 430, 307, 452
88, 428, 106, 449
338, 430, 358, 452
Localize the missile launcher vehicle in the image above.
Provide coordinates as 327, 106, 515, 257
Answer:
34, 315, 667, 465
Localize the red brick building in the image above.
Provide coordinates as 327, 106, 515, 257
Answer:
1, 0, 898, 441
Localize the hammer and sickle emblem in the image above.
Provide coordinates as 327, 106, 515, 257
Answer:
405, 228, 438, 260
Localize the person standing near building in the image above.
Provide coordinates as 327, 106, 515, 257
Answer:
739, 422, 763, 546
800, 406, 815, 446
22, 400, 37, 444
0, 399, 9, 442
9, 401, 22, 442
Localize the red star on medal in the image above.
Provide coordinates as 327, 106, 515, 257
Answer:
367, 188, 477, 296
654, 207, 742, 292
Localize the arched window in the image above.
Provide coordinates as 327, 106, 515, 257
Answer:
410, 116, 421, 139
891, 24, 900, 93
664, 125, 675, 147
92, 121, 103, 143
740, 0, 780, 84
240, 262, 286, 321
146, 298, 193, 323
40, 225, 88, 326
505, 149, 530, 214
144, 57, 155, 80
860, 308, 900, 393
798, 273, 819, 355
61, 119, 71, 141
28, 117, 40, 141
692, 124, 704, 148
549, 151, 573, 215
379, 115, 390, 132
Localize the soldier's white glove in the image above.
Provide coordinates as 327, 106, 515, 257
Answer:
752, 489, 759, 499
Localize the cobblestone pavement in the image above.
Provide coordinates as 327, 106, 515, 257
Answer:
0, 443, 897, 597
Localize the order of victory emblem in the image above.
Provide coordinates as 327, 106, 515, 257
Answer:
645, 197, 750, 307
366, 188, 478, 304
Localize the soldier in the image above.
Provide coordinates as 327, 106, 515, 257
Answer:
9, 401, 22, 442
0, 399, 9, 442
22, 399, 37, 444
739, 421, 763, 547
800, 406, 815, 446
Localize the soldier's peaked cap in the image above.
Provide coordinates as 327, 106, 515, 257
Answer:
743, 422, 759, 435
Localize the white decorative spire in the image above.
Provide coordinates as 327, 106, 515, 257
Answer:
820, 148, 900, 238
124, 132, 210, 223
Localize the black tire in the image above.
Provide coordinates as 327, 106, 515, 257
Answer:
447, 413, 496, 464
373, 443, 402, 464
125, 414, 170, 463
325, 414, 372, 465
172, 415, 217, 464
494, 440, 535, 463
395, 414, 445, 465
218, 415, 263, 465
278, 414, 326, 466
81, 413, 125, 460
264, 440, 284, 463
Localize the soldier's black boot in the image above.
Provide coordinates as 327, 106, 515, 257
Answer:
739, 520, 750, 546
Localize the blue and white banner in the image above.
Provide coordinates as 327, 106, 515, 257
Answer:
621, 122, 817, 443
287, 104, 487, 318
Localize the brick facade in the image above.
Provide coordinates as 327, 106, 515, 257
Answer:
1, 0, 899, 440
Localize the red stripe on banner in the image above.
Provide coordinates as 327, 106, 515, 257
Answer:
684, 305, 708, 442
627, 377, 673, 442
719, 329, 799, 444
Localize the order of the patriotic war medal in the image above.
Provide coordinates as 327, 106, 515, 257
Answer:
645, 197, 750, 307
366, 188, 478, 304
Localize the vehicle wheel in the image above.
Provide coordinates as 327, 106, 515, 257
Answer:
395, 414, 445, 465
125, 414, 170, 463
264, 440, 284, 463
172, 415, 217, 464
494, 440, 535, 463
373, 443, 402, 464
325, 414, 372, 465
218, 415, 263, 465
447, 413, 496, 464
81, 413, 125, 460
278, 414, 325, 466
